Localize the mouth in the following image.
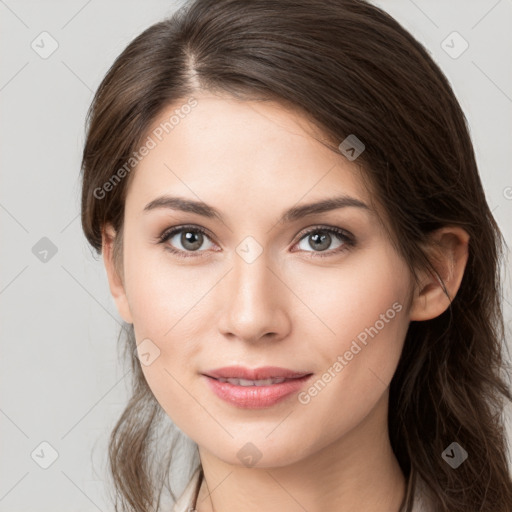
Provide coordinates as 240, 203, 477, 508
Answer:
206, 375, 311, 386
201, 371, 314, 409
202, 365, 312, 381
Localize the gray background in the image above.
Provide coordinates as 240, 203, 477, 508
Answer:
1, 0, 511, 510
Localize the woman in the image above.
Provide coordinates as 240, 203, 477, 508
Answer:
80, 0, 512, 510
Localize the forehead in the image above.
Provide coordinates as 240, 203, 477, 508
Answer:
125, 93, 375, 222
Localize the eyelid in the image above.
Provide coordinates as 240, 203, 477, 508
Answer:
291, 225, 355, 258
294, 224, 354, 245
157, 224, 214, 244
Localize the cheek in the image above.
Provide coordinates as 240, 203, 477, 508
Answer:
286, 248, 410, 414
285, 245, 409, 345
124, 241, 213, 340
123, 245, 217, 418
125, 248, 210, 428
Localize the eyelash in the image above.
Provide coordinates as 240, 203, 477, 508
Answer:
157, 224, 356, 259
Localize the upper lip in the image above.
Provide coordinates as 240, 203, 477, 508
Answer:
203, 366, 312, 380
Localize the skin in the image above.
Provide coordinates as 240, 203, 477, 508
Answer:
102, 92, 469, 512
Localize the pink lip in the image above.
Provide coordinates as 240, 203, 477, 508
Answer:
201, 367, 313, 409
203, 365, 311, 380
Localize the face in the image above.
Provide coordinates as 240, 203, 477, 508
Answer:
110, 92, 415, 467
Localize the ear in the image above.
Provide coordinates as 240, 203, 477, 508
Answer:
102, 223, 133, 324
409, 226, 470, 321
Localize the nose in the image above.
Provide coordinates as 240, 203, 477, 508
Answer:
217, 251, 291, 344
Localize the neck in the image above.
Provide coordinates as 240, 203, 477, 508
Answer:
195, 391, 406, 512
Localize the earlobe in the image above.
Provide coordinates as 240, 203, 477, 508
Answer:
102, 223, 133, 324
409, 226, 470, 322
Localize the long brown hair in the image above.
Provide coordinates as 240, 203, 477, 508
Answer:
80, 0, 512, 510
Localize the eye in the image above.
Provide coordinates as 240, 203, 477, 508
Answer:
294, 226, 355, 258
158, 225, 216, 258
158, 224, 355, 259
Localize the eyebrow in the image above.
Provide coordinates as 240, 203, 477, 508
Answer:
143, 194, 372, 224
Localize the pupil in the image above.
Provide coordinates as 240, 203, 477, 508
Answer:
310, 232, 330, 251
182, 231, 202, 250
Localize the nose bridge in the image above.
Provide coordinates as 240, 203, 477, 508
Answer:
233, 250, 274, 305
218, 247, 288, 341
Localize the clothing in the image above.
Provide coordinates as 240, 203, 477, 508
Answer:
171, 465, 435, 512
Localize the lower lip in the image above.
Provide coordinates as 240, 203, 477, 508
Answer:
202, 374, 313, 409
